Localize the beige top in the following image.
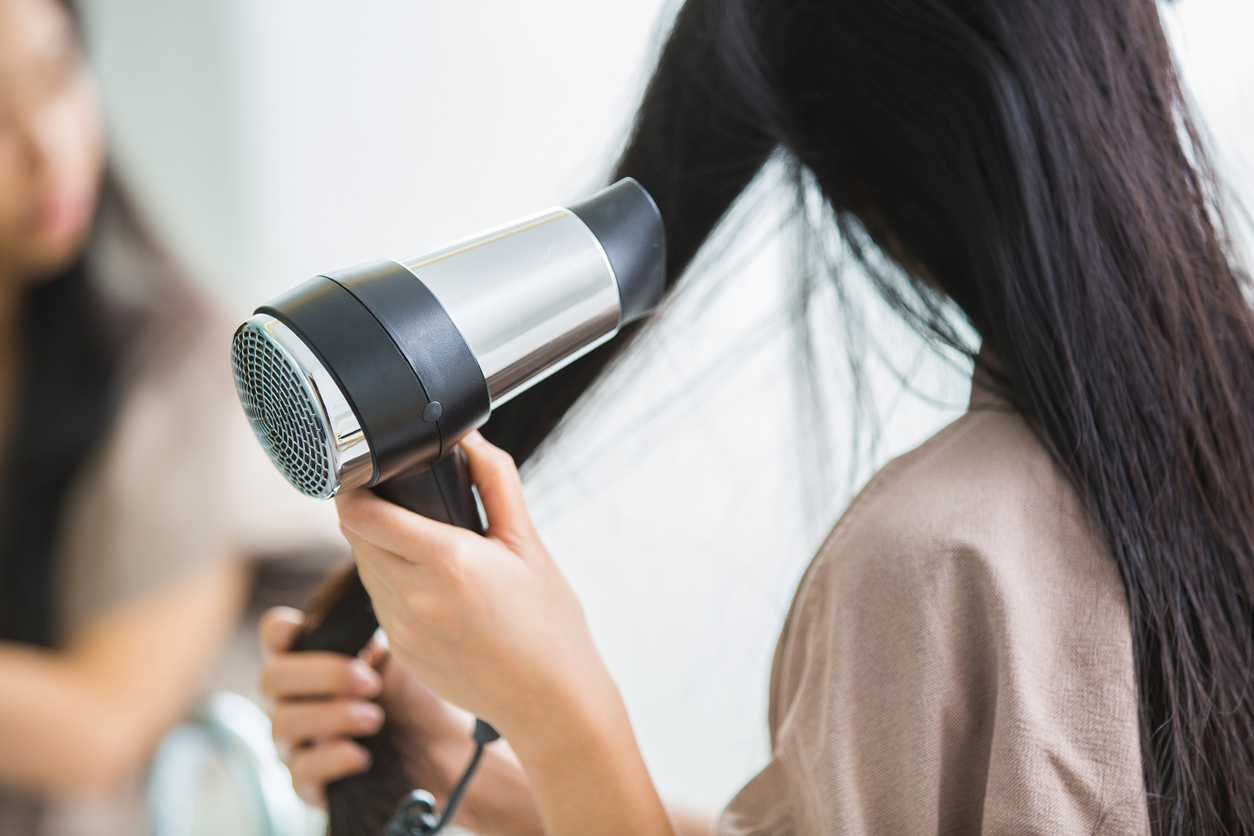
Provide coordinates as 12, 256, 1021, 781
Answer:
37, 202, 347, 638
0, 222, 344, 834
717, 375, 1150, 834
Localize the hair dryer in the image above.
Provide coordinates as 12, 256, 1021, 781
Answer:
230, 178, 665, 835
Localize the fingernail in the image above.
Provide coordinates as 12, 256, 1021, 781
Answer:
349, 660, 381, 694
464, 430, 484, 444
352, 701, 385, 729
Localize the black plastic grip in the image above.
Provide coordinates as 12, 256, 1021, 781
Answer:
290, 450, 482, 657
286, 450, 494, 836
326, 261, 490, 462
374, 448, 484, 535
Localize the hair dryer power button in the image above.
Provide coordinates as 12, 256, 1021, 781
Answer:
421, 402, 443, 423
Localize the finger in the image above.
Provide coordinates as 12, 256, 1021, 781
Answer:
350, 535, 436, 631
289, 739, 372, 808
343, 527, 419, 599
461, 431, 534, 541
259, 607, 304, 654
360, 632, 389, 669
336, 488, 464, 564
271, 697, 384, 743
262, 652, 382, 700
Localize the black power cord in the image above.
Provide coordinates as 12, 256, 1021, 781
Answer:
385, 719, 500, 835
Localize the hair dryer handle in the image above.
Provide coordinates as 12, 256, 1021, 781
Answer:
288, 447, 496, 835
373, 447, 484, 535
291, 448, 483, 655
374, 448, 501, 818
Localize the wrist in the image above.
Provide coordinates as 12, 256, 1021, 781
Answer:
501, 673, 632, 769
506, 683, 674, 835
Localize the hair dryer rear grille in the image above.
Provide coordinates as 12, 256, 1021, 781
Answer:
232, 327, 332, 498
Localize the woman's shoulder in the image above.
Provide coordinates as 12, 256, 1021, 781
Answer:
791, 402, 1133, 692
749, 403, 1148, 834
816, 401, 1107, 592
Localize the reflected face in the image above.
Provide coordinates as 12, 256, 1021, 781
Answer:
0, 0, 103, 286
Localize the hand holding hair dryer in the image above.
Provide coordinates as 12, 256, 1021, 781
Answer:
231, 178, 665, 835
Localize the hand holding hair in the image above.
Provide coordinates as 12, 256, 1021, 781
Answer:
336, 431, 678, 836
260, 605, 547, 834
259, 608, 387, 807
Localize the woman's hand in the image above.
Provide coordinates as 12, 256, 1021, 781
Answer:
259, 607, 485, 808
335, 431, 623, 747
260, 605, 547, 833
335, 431, 676, 836
260, 608, 378, 806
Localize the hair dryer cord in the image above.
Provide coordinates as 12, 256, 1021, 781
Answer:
384, 719, 500, 835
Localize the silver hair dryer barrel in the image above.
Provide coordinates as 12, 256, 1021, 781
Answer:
231, 177, 664, 504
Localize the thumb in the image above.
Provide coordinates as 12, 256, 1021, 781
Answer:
460, 431, 535, 545
259, 606, 304, 654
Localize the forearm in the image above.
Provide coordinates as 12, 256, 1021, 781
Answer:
506, 693, 676, 836
0, 558, 248, 795
451, 736, 712, 836
669, 806, 715, 836
445, 722, 711, 836
0, 643, 149, 793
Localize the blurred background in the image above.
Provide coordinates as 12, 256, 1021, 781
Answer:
70, 0, 1254, 823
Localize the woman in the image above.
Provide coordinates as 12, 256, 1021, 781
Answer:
261, 0, 1254, 833
0, 0, 340, 832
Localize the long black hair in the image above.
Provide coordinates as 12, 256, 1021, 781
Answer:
484, 0, 1254, 832
0, 174, 155, 647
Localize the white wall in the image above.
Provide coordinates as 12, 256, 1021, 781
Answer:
77, 0, 250, 294
1162, 1, 1254, 258
79, 0, 1254, 813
